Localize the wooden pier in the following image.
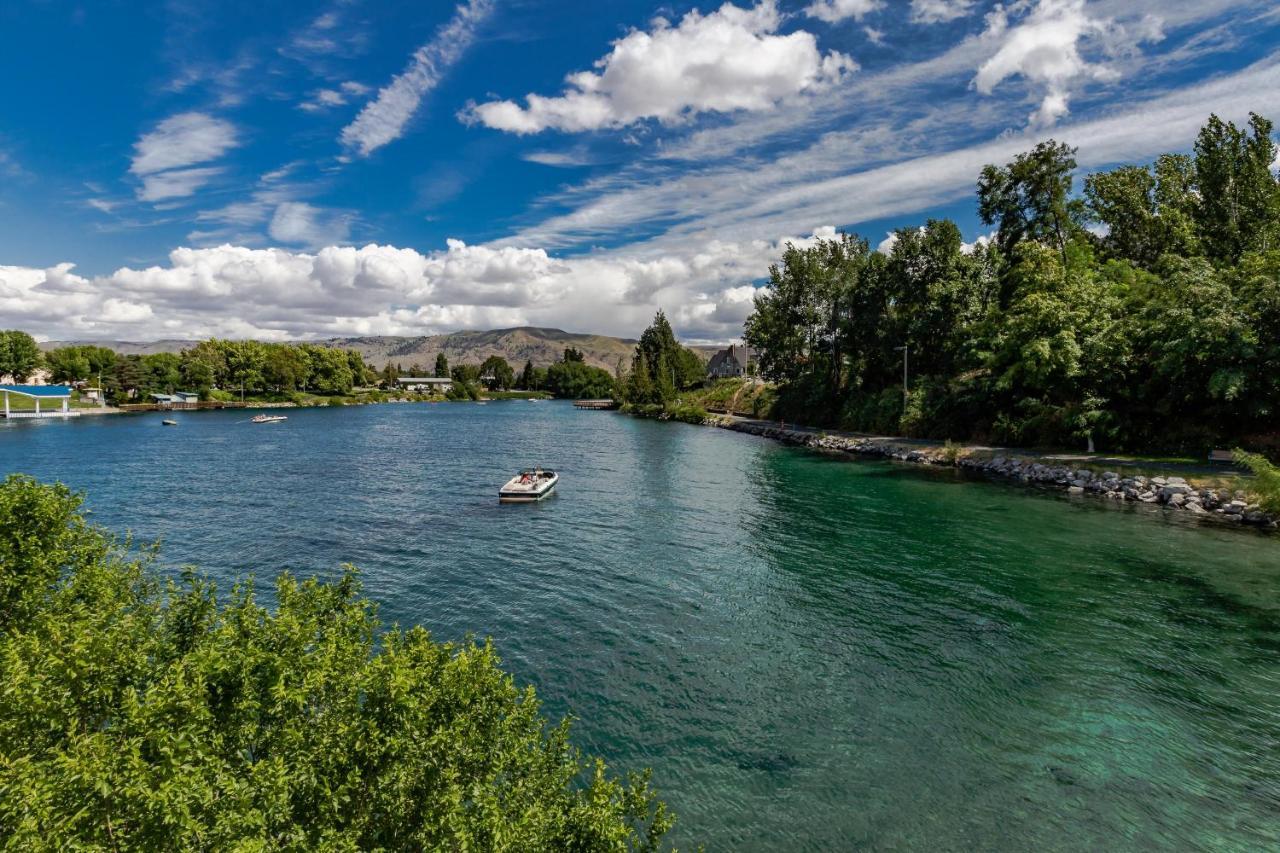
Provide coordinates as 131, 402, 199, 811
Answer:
573, 399, 617, 410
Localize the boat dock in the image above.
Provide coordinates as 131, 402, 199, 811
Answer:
1, 385, 80, 419
573, 399, 617, 410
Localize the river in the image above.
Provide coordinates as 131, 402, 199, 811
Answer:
2, 401, 1278, 849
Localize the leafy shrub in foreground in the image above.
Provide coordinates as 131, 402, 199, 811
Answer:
0, 475, 672, 851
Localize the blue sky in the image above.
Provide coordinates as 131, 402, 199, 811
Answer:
2, 0, 1279, 342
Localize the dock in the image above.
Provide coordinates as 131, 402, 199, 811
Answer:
573, 399, 617, 410
1, 384, 80, 419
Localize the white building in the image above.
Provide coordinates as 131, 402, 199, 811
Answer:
396, 376, 454, 393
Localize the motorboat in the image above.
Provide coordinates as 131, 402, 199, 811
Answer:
162, 419, 178, 426
251, 414, 288, 424
498, 468, 558, 502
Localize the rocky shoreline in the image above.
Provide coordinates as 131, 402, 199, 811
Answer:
708, 416, 1279, 532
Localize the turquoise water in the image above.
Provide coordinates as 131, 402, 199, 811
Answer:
2, 402, 1279, 850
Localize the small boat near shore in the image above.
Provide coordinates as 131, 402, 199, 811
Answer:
251, 414, 288, 424
499, 468, 558, 502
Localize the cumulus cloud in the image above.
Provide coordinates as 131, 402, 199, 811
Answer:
910, 0, 974, 25
973, 0, 1138, 128
340, 0, 493, 156
129, 113, 239, 201
0, 227, 842, 343
465, 1, 857, 134
804, 0, 881, 24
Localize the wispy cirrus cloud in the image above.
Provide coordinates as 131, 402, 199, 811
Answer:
910, 0, 974, 25
129, 112, 239, 202
340, 0, 494, 157
803, 0, 881, 24
496, 55, 1280, 258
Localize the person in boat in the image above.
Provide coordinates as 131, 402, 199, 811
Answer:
520, 472, 532, 485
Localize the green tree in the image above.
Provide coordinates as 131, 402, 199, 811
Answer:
977, 140, 1085, 266
518, 359, 537, 390
479, 356, 515, 390
434, 352, 449, 378
545, 361, 615, 399
0, 475, 673, 850
42, 347, 92, 384
302, 345, 354, 395
346, 349, 374, 387
141, 352, 182, 394
181, 341, 226, 390
0, 330, 41, 383
563, 347, 585, 363
625, 352, 654, 405
263, 344, 311, 392
223, 340, 267, 399
1194, 113, 1280, 262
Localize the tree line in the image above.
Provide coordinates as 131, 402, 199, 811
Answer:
744, 111, 1280, 454
35, 339, 377, 403
379, 347, 618, 400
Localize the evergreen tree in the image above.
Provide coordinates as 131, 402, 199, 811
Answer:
434, 353, 449, 377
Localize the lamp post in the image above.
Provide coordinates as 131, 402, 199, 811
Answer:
894, 344, 909, 412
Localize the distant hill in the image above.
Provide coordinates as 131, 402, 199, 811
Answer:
40, 327, 719, 372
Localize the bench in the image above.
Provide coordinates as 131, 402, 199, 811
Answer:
1208, 449, 1235, 463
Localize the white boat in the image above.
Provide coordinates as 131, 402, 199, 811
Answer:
251, 414, 288, 424
162, 419, 178, 426
498, 468, 558, 502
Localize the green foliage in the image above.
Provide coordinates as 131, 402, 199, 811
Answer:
479, 355, 515, 390
545, 360, 615, 400
0, 330, 41, 383
743, 110, 1280, 453
977, 140, 1085, 263
42, 346, 93, 383
1233, 450, 1280, 514
517, 359, 538, 390
0, 476, 673, 850
1194, 113, 1280, 263
625, 311, 703, 406
434, 352, 449, 378
664, 403, 708, 425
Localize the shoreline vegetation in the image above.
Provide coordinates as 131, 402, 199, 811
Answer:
0, 475, 673, 849
1, 335, 603, 411
604, 110, 1280, 536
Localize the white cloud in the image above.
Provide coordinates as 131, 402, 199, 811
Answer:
340, 0, 493, 156
86, 199, 119, 214
497, 55, 1280, 258
129, 113, 238, 202
863, 26, 886, 45
522, 151, 594, 167
0, 225, 847, 343
910, 0, 974, 25
804, 0, 881, 24
268, 202, 351, 248
465, 1, 857, 134
130, 113, 238, 176
137, 167, 225, 203
299, 81, 372, 112
973, 0, 1138, 128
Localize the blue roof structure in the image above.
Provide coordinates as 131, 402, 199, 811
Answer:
0, 384, 72, 397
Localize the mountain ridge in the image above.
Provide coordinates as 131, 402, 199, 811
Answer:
39, 327, 720, 371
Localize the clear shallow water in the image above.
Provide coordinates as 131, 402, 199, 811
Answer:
3, 402, 1279, 850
